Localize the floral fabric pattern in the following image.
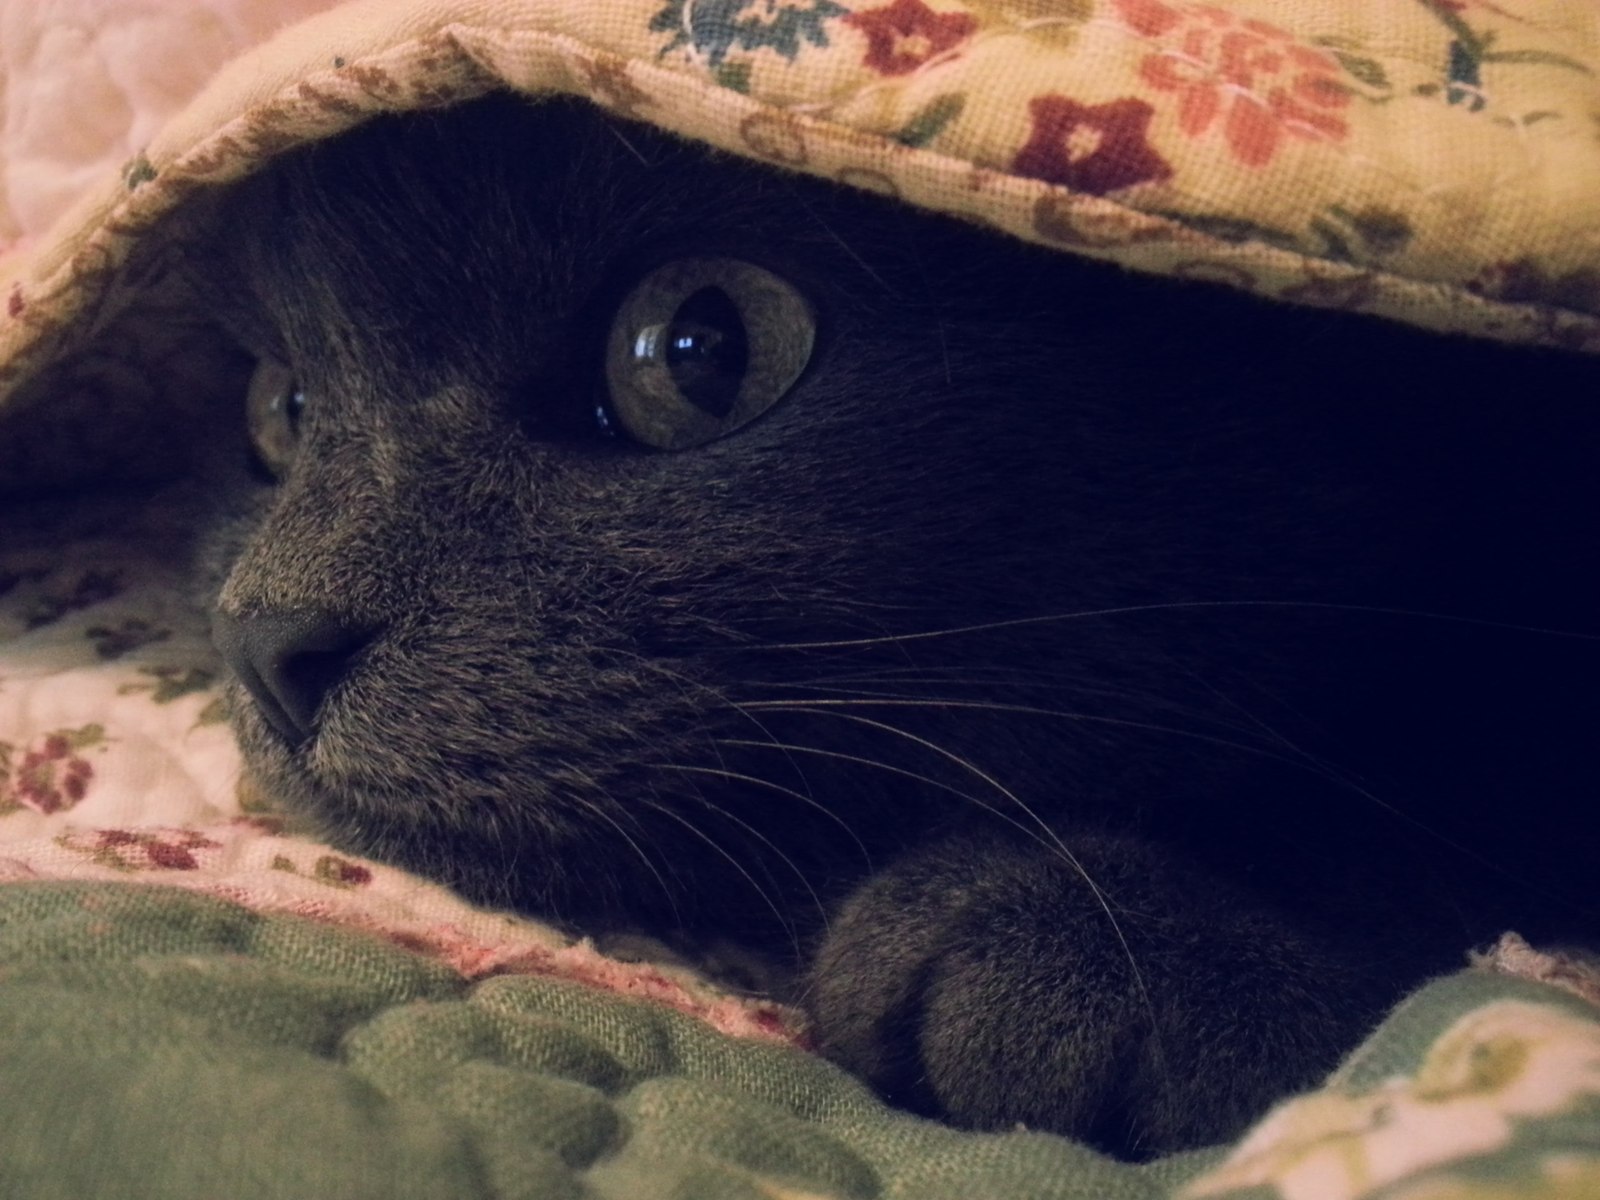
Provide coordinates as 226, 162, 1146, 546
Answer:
2, 2, 1600, 1197
650, 0, 851, 69
844, 0, 977, 76
0, 725, 106, 815
1185, 992, 1600, 1200
1012, 94, 1172, 194
1114, 1, 1351, 168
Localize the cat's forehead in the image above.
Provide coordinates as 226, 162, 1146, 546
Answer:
203, 97, 934, 400
240, 106, 827, 304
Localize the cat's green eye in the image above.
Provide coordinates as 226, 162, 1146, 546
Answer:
604, 257, 814, 450
246, 357, 305, 480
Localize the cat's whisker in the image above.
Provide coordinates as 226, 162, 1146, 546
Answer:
716, 732, 1077, 870
649, 763, 831, 931
751, 702, 1172, 1085
745, 671, 1267, 741
742, 695, 1299, 767
1183, 668, 1339, 769
757, 694, 1596, 915
637, 794, 801, 955
655, 758, 871, 869
783, 186, 898, 297
755, 663, 1063, 686
745, 690, 1370, 816
747, 598, 1600, 652
746, 705, 1116, 902
609, 647, 823, 811
604, 123, 652, 166
575, 796, 682, 926
1179, 673, 1598, 914
750, 678, 1263, 738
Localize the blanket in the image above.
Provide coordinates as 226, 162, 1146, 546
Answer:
2, 2, 1599, 1197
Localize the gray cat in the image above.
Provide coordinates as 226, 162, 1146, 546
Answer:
191, 94, 1600, 1158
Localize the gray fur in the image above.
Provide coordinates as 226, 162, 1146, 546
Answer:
190, 95, 1600, 1158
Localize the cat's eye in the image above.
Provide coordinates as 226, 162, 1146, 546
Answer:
246, 357, 305, 479
604, 257, 814, 450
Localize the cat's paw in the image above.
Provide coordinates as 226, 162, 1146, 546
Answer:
805, 831, 1364, 1158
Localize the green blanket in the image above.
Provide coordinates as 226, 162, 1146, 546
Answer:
3, 881, 1597, 1200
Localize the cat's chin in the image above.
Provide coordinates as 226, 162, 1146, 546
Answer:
227, 693, 835, 942
226, 691, 625, 919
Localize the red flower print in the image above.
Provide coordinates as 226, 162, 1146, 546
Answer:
1012, 96, 1173, 196
1, 725, 105, 815
1114, 0, 1350, 168
314, 855, 374, 888
1115, 0, 1182, 37
58, 827, 222, 872
845, 0, 977, 77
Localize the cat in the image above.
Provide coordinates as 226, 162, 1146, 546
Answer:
187, 93, 1600, 1159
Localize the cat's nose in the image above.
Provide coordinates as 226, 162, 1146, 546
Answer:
211, 608, 375, 746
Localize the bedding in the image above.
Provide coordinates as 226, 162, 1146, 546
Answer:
2, 1, 1599, 1197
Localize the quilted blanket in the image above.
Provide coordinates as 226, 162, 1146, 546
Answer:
2, 2, 1599, 1198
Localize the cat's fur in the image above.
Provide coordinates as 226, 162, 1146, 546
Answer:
191, 95, 1600, 1158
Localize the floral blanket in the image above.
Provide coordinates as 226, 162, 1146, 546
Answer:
2, 1, 1599, 1198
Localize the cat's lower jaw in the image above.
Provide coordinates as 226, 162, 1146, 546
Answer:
225, 678, 825, 937
225, 682, 621, 918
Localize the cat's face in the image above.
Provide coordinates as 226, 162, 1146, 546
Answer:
197, 95, 1599, 943
199, 96, 1133, 931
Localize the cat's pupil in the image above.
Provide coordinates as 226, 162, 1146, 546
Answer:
278, 383, 306, 432
663, 286, 748, 419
